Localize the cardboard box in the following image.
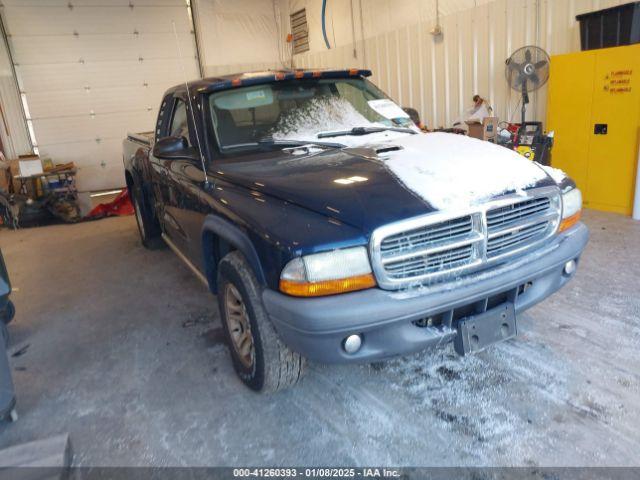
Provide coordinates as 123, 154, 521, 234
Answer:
466, 121, 484, 140
0, 165, 10, 192
8, 159, 20, 193
466, 117, 498, 141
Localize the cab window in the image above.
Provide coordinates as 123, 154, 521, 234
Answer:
169, 99, 191, 145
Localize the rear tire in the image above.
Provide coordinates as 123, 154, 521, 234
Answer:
217, 251, 305, 393
131, 181, 163, 250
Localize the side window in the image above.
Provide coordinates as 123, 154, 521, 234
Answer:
169, 99, 191, 145
156, 94, 173, 140
335, 81, 376, 120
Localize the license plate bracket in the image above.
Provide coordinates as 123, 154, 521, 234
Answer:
454, 303, 517, 355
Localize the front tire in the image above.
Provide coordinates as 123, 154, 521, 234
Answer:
131, 181, 163, 250
217, 251, 305, 393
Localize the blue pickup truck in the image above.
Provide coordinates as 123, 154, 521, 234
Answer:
123, 69, 588, 392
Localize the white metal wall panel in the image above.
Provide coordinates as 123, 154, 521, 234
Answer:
5, 5, 194, 35
0, 30, 31, 159
1, 0, 199, 191
16, 59, 198, 93
9, 33, 197, 64
289, 0, 631, 131
196, 0, 283, 76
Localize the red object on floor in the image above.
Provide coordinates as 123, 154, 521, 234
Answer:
86, 189, 134, 219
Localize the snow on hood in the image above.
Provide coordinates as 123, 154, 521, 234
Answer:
272, 97, 562, 211
377, 132, 553, 210
539, 164, 567, 184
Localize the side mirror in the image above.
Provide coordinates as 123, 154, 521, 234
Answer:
152, 136, 199, 161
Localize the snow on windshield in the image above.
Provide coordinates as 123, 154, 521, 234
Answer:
271, 96, 412, 146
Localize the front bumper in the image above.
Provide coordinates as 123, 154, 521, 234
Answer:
263, 223, 589, 363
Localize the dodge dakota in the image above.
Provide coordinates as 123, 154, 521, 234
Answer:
123, 69, 588, 392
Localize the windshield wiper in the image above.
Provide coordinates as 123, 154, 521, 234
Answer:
220, 138, 344, 152
256, 138, 345, 149
317, 126, 417, 139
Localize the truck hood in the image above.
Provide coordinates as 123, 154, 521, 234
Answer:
214, 132, 556, 233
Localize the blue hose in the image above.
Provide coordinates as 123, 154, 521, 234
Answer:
321, 0, 331, 49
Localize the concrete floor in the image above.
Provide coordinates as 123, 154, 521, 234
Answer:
0, 210, 638, 467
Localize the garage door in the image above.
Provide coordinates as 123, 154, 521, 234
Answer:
1, 0, 200, 191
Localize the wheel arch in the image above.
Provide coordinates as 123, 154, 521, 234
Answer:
201, 215, 267, 294
124, 169, 135, 195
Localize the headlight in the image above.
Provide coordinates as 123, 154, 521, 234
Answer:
559, 187, 582, 232
279, 246, 376, 297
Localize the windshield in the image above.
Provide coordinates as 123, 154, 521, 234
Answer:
208, 78, 415, 151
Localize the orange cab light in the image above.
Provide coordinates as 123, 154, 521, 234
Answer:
559, 211, 581, 232
349, 68, 359, 75
280, 273, 376, 297
312, 70, 322, 78
231, 79, 242, 87
295, 70, 304, 79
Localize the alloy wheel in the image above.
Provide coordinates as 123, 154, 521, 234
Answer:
224, 283, 255, 369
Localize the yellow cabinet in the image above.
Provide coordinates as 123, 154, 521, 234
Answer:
546, 44, 640, 216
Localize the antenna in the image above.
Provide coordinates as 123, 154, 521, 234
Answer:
171, 20, 210, 188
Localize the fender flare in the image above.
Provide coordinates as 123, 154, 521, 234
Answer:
201, 215, 267, 293
126, 167, 154, 219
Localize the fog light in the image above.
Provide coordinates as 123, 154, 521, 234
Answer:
564, 259, 577, 276
343, 334, 362, 354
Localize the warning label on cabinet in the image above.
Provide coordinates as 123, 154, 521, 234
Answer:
604, 70, 633, 94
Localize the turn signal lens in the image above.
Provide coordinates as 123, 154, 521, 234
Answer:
279, 246, 376, 297
559, 211, 581, 232
559, 187, 582, 233
280, 273, 377, 297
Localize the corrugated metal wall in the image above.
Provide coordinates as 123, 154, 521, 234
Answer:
291, 0, 631, 130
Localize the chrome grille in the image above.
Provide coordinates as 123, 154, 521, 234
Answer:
384, 243, 475, 279
370, 187, 561, 290
374, 213, 484, 284
487, 221, 549, 256
486, 196, 556, 259
380, 216, 473, 255
487, 197, 551, 232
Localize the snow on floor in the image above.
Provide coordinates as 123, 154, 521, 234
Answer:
1, 211, 639, 466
